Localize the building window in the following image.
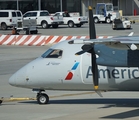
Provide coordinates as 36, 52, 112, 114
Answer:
41, 0, 81, 14
0, 0, 81, 15
0, 1, 16, 10
41, 0, 60, 13
66, 0, 81, 13
112, 0, 118, 11
19, 0, 38, 14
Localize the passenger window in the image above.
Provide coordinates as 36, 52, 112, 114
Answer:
17, 12, 22, 17
40, 12, 49, 16
41, 49, 63, 58
30, 12, 37, 17
63, 13, 70, 17
12, 12, 16, 17
23, 13, 31, 17
63, 13, 66, 17
0, 12, 8, 17
54, 13, 60, 16
47, 49, 63, 58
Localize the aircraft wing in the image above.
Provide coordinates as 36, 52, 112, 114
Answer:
72, 36, 139, 44
70, 36, 139, 50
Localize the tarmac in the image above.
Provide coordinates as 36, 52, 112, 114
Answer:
1, 23, 139, 120
1, 91, 139, 120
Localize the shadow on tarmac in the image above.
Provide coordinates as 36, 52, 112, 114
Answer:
19, 98, 139, 107
101, 109, 139, 119
17, 98, 139, 119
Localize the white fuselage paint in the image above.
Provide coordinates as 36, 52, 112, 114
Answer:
9, 40, 139, 91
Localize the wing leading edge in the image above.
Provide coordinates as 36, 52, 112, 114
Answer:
69, 36, 139, 50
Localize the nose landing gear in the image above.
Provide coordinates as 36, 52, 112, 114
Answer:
37, 93, 49, 104
33, 89, 49, 104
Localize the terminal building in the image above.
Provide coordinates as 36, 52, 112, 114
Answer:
0, 0, 138, 16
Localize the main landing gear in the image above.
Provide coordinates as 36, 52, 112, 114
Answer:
35, 90, 49, 104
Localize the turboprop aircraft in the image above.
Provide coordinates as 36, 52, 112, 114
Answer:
8, 6, 139, 104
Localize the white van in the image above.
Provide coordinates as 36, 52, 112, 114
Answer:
0, 10, 23, 30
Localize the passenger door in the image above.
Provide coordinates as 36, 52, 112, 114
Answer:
81, 53, 93, 84
23, 12, 37, 21
39, 11, 50, 24
11, 12, 17, 26
16, 11, 22, 21
16, 11, 23, 28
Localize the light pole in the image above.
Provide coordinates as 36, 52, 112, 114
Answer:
17, 0, 19, 10
60, 0, 62, 12
38, 0, 41, 10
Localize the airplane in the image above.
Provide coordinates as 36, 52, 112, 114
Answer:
7, 6, 139, 105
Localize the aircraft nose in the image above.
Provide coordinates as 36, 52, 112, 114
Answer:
9, 73, 16, 86
9, 65, 27, 87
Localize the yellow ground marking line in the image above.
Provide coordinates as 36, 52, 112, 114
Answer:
0, 91, 96, 102
0, 98, 36, 102
50, 91, 95, 98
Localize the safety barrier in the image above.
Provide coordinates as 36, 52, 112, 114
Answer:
0, 35, 113, 46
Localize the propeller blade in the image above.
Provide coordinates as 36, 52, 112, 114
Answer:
75, 51, 85, 55
89, 6, 96, 39
75, 6, 99, 90
95, 90, 103, 97
76, 45, 93, 55
91, 50, 99, 90
88, 6, 99, 90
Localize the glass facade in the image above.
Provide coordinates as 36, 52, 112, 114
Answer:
0, 0, 81, 14
41, 0, 81, 13
41, 0, 60, 13
0, 1, 17, 10
0, 0, 135, 16
19, 0, 38, 13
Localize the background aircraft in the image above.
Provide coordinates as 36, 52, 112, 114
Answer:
8, 7, 139, 104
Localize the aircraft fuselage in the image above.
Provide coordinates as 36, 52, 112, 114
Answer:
9, 40, 139, 91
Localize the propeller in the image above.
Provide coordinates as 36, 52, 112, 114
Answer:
88, 6, 99, 90
76, 6, 99, 90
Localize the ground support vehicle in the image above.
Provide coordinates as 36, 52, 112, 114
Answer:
15, 19, 38, 35
112, 17, 131, 30
54, 12, 88, 28
93, 3, 119, 23
23, 10, 63, 29
0, 10, 22, 30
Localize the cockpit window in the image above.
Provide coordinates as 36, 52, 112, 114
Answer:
41, 49, 63, 58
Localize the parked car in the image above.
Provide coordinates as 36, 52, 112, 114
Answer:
0, 10, 23, 30
23, 10, 63, 28
54, 11, 88, 27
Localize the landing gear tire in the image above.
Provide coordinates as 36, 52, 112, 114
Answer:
37, 93, 49, 104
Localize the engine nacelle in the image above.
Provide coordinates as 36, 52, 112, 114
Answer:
95, 44, 139, 67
